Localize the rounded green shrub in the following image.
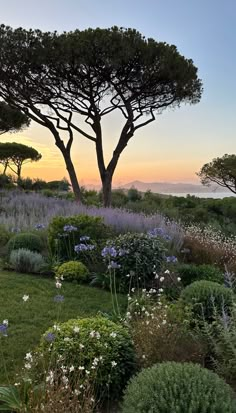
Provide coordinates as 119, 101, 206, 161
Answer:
55, 260, 89, 282
9, 248, 45, 273
122, 362, 236, 413
180, 280, 234, 321
103, 232, 166, 292
177, 264, 224, 287
40, 317, 135, 400
7, 232, 43, 255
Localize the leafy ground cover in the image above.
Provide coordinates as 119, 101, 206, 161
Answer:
0, 271, 126, 384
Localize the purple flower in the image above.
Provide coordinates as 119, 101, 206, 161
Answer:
45, 332, 55, 342
0, 324, 8, 337
54, 295, 64, 303
74, 243, 95, 253
108, 261, 121, 269
101, 246, 117, 258
163, 234, 172, 241
34, 224, 45, 230
148, 227, 165, 237
63, 225, 77, 232
166, 256, 178, 263
80, 236, 90, 242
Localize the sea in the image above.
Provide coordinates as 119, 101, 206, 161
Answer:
161, 192, 236, 199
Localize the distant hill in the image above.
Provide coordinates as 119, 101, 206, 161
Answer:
84, 180, 228, 193
117, 180, 228, 194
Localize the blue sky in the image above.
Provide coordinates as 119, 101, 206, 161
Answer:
0, 0, 235, 184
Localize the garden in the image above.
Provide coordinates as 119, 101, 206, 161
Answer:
0, 190, 236, 412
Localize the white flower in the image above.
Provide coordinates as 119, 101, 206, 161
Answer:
110, 332, 117, 338
74, 389, 80, 396
46, 370, 54, 384
64, 337, 70, 342
131, 288, 135, 292
79, 344, 85, 349
55, 281, 62, 289
62, 375, 69, 385
111, 361, 117, 368
162, 319, 167, 325
158, 288, 164, 293
25, 352, 33, 362
164, 270, 170, 274
24, 362, 32, 370
78, 366, 85, 370
73, 326, 80, 333
154, 273, 159, 279
22, 295, 29, 302
160, 277, 165, 282
142, 354, 146, 359
177, 277, 181, 282
53, 324, 60, 331
69, 365, 75, 372
3, 319, 8, 326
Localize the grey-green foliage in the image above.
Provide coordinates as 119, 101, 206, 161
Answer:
199, 305, 236, 382
9, 248, 45, 273
180, 280, 234, 321
122, 362, 236, 413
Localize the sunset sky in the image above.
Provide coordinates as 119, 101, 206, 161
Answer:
0, 0, 235, 186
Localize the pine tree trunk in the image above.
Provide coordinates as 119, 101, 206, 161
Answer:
64, 154, 82, 202
102, 176, 112, 207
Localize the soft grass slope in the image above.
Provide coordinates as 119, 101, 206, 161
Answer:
0, 271, 126, 384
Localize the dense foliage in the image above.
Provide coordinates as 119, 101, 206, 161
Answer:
7, 232, 44, 255
9, 248, 45, 273
55, 260, 89, 282
40, 317, 135, 399
48, 214, 113, 263
122, 362, 236, 413
176, 264, 224, 287
0, 101, 30, 134
181, 280, 234, 321
197, 154, 236, 194
103, 232, 166, 291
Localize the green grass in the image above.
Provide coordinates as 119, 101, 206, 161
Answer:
0, 271, 127, 384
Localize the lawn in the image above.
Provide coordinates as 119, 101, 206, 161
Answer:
0, 271, 126, 384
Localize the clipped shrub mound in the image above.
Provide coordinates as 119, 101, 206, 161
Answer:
122, 362, 236, 413
48, 214, 113, 263
9, 248, 45, 273
7, 232, 43, 255
40, 317, 135, 400
177, 263, 224, 287
55, 260, 89, 282
180, 280, 234, 321
103, 232, 166, 291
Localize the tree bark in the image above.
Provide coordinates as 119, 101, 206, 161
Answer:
3, 161, 8, 175
101, 173, 112, 207
63, 152, 82, 202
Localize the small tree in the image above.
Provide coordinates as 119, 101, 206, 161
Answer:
0, 142, 42, 178
197, 154, 236, 194
0, 101, 30, 135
